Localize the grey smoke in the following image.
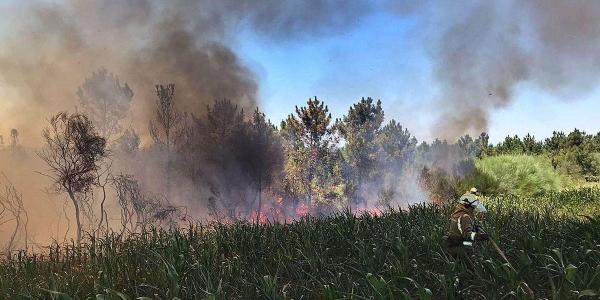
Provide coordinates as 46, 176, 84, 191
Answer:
0, 0, 376, 241
1, 0, 599, 142
429, 0, 600, 139
0, 0, 373, 144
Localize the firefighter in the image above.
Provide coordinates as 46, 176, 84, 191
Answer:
444, 187, 489, 261
443, 187, 491, 296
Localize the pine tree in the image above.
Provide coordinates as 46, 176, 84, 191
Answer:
248, 109, 283, 217
523, 134, 542, 155
77, 68, 133, 140
282, 97, 337, 206
149, 84, 184, 201
475, 132, 491, 157
377, 120, 417, 170
336, 97, 384, 203
457, 134, 477, 157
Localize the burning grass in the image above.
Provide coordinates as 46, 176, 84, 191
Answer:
1, 189, 599, 299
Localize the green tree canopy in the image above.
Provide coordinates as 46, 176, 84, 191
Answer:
336, 97, 384, 199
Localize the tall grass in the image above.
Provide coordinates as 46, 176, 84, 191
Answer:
1, 189, 599, 299
485, 187, 600, 217
476, 155, 571, 196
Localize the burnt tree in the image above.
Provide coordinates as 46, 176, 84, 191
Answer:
149, 84, 184, 201
0, 173, 28, 252
37, 112, 107, 244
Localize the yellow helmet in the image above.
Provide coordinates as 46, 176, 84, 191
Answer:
460, 190, 487, 213
469, 187, 479, 195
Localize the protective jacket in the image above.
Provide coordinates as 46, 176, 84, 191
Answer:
446, 204, 479, 247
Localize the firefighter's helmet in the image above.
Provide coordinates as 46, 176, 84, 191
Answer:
459, 189, 487, 213
469, 187, 479, 195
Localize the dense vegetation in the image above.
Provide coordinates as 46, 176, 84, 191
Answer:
1, 70, 599, 299
483, 130, 600, 182
4, 72, 599, 221
475, 155, 570, 196
1, 188, 599, 299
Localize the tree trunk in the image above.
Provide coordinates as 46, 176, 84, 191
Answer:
97, 181, 107, 236
68, 190, 82, 244
6, 216, 19, 252
166, 139, 172, 202
257, 172, 262, 223
22, 208, 29, 250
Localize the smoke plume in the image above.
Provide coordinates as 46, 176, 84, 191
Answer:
0, 0, 372, 145
2, 1, 599, 142
430, 0, 600, 139
0, 0, 375, 245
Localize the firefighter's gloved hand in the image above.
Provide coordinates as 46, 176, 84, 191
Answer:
475, 233, 489, 241
474, 224, 485, 233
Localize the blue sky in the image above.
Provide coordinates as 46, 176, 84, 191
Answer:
237, 11, 437, 140
236, 9, 600, 144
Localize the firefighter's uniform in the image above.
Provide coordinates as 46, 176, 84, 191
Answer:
443, 189, 488, 260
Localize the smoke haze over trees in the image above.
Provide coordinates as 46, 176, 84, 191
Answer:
77, 69, 134, 140
2, 1, 600, 142
0, 1, 600, 247
0, 76, 600, 248
0, 0, 373, 145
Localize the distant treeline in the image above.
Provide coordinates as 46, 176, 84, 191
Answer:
478, 129, 600, 179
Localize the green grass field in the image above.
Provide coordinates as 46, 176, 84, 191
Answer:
1, 188, 599, 299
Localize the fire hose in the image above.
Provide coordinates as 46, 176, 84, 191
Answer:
481, 228, 535, 298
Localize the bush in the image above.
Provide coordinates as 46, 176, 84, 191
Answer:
418, 167, 457, 204
455, 167, 501, 196
554, 149, 599, 178
476, 155, 569, 196
420, 158, 501, 201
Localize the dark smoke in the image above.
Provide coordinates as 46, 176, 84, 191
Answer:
0, 0, 375, 244
430, 0, 600, 139
2, 1, 599, 142
0, 0, 373, 145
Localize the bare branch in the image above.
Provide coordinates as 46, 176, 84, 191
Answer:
37, 112, 107, 244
